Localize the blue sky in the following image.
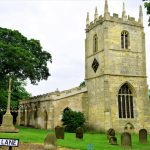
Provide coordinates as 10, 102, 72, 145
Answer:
0, 0, 149, 96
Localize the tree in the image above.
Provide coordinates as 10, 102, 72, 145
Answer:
0, 27, 52, 84
0, 27, 52, 103
143, 0, 150, 26
0, 27, 52, 125
61, 108, 85, 132
79, 81, 85, 87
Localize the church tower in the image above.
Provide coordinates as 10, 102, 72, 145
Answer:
85, 0, 149, 132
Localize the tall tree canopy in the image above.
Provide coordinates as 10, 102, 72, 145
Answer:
0, 27, 52, 84
0, 27, 52, 112
143, 0, 150, 26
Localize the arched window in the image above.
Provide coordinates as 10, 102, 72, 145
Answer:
121, 31, 129, 49
118, 83, 134, 119
93, 34, 98, 52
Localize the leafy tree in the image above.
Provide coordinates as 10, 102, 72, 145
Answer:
79, 81, 85, 87
0, 27, 52, 108
143, 0, 150, 26
0, 27, 52, 84
0, 27, 51, 124
61, 108, 85, 132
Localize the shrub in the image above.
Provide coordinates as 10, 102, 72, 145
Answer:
61, 108, 85, 132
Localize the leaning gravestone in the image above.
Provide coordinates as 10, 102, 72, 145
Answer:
107, 128, 115, 139
76, 127, 83, 139
55, 126, 64, 139
109, 136, 117, 145
44, 133, 57, 150
121, 132, 132, 148
106, 128, 117, 145
139, 129, 147, 144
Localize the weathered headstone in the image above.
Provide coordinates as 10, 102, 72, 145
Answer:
76, 127, 83, 139
55, 126, 64, 139
121, 132, 132, 148
44, 133, 57, 150
107, 128, 115, 139
139, 129, 147, 144
109, 136, 117, 145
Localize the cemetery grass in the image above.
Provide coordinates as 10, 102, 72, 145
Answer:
0, 126, 150, 150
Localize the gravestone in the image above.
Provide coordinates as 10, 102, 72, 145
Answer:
107, 128, 115, 139
76, 127, 83, 139
109, 136, 117, 145
139, 129, 147, 144
55, 126, 64, 139
121, 132, 132, 148
44, 133, 57, 150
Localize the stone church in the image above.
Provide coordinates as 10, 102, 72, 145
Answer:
19, 0, 150, 133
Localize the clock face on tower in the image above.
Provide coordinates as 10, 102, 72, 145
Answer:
92, 58, 99, 73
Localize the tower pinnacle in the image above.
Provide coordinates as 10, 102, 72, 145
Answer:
122, 2, 127, 21
104, 0, 110, 19
94, 7, 98, 20
138, 5, 143, 25
86, 12, 90, 26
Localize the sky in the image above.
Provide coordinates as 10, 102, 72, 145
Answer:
0, 0, 150, 96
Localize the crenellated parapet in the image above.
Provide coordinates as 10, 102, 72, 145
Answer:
86, 0, 143, 32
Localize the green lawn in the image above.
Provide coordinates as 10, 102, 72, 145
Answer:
0, 126, 150, 150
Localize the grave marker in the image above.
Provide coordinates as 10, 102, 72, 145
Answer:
109, 136, 117, 145
76, 127, 83, 139
44, 133, 57, 150
106, 128, 115, 139
121, 132, 132, 148
139, 129, 147, 144
55, 126, 64, 139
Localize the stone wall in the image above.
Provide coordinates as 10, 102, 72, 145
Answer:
19, 86, 88, 130
53, 91, 88, 127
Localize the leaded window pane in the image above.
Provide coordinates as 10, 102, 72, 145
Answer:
122, 95, 126, 118
121, 31, 129, 49
126, 95, 130, 118
118, 83, 134, 119
130, 96, 134, 118
118, 95, 122, 118
119, 89, 121, 94
125, 35, 128, 49
121, 35, 124, 48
